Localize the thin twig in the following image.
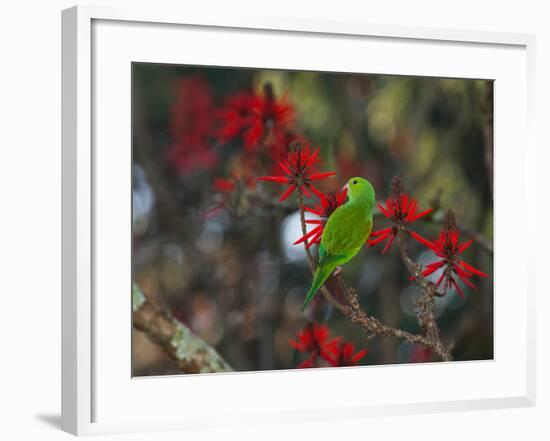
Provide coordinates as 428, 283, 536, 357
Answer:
396, 230, 452, 361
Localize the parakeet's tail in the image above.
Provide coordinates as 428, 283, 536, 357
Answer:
301, 264, 336, 311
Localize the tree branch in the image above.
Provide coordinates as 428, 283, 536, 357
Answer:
396, 230, 453, 361
295, 188, 453, 361
132, 283, 233, 374
296, 189, 349, 315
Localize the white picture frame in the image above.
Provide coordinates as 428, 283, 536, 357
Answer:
61, 5, 536, 436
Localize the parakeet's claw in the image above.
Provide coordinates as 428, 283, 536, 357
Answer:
333, 266, 343, 277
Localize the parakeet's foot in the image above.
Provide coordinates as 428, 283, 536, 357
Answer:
333, 266, 343, 277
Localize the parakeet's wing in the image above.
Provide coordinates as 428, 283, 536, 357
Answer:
321, 203, 372, 258
318, 242, 346, 268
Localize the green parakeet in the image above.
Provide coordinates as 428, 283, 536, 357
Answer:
302, 177, 375, 310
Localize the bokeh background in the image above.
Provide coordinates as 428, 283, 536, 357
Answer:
132, 63, 493, 376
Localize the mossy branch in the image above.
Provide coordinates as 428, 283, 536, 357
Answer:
132, 283, 233, 374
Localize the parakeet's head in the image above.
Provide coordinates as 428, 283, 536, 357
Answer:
344, 177, 375, 205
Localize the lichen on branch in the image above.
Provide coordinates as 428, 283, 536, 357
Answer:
132, 283, 232, 374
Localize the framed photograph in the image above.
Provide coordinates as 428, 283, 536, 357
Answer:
62, 5, 536, 435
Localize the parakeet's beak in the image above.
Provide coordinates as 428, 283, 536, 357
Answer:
342, 183, 349, 193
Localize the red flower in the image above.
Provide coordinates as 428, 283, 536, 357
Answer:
368, 176, 433, 253
289, 322, 341, 368
213, 177, 237, 193
294, 188, 348, 248
409, 210, 488, 298
257, 144, 336, 202
166, 76, 218, 175
215, 93, 255, 144
331, 342, 368, 367
203, 172, 257, 219
216, 83, 294, 152
213, 175, 256, 193
409, 345, 432, 363
267, 130, 309, 175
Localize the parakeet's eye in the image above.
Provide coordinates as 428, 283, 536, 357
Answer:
352, 180, 358, 185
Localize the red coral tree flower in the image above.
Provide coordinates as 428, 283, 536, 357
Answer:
213, 174, 256, 194
257, 143, 336, 202
294, 188, 348, 248
216, 83, 295, 152
213, 177, 238, 193
166, 76, 218, 175
246, 83, 295, 150
203, 170, 257, 219
409, 345, 432, 363
215, 93, 255, 144
368, 176, 433, 253
267, 130, 309, 175
409, 210, 488, 298
331, 342, 368, 367
289, 322, 341, 368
